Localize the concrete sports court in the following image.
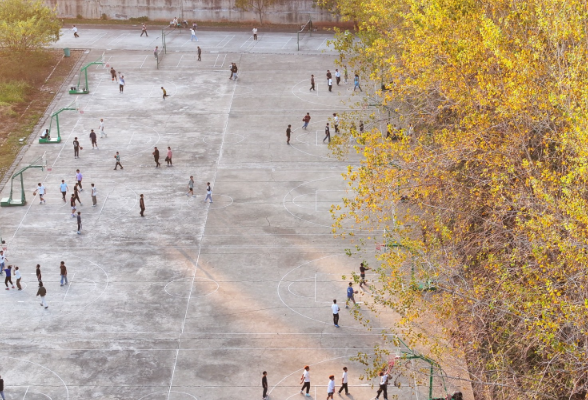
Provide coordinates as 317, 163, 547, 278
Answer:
0, 27, 471, 399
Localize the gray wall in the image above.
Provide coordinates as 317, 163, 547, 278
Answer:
47, 0, 337, 24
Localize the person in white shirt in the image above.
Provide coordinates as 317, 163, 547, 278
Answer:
14, 266, 22, 290
338, 367, 349, 395
335, 69, 341, 85
91, 183, 98, 207
327, 375, 335, 399
35, 183, 46, 204
0, 251, 6, 276
300, 366, 311, 396
100, 118, 106, 138
204, 182, 213, 203
333, 113, 339, 133
190, 28, 198, 41
376, 370, 388, 400
331, 299, 340, 327
252, 27, 258, 40
72, 25, 79, 38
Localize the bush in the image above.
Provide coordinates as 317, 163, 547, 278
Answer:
76, 14, 83, 19
100, 13, 108, 20
0, 81, 30, 104
129, 16, 149, 22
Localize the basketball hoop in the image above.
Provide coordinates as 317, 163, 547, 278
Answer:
105, 63, 110, 68
376, 243, 384, 251
79, 109, 84, 114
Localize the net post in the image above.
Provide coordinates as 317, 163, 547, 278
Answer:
297, 31, 300, 51
310, 18, 312, 37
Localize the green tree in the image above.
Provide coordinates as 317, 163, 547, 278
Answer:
0, 0, 61, 51
235, 0, 277, 25
321, 0, 588, 398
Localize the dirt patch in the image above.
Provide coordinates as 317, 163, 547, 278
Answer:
0, 49, 83, 183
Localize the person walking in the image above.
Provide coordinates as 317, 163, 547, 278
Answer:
4, 265, 14, 290
204, 182, 213, 203
197, 46, 202, 61
326, 69, 332, 82
359, 262, 370, 288
90, 129, 98, 149
359, 121, 364, 133
286, 124, 291, 145
332, 299, 340, 327
335, 69, 341, 85
118, 75, 125, 93
73, 183, 83, 206
327, 375, 335, 400
333, 113, 339, 134
153, 147, 161, 168
262, 371, 268, 400
231, 63, 238, 80
190, 28, 198, 41
375, 370, 388, 400
15, 266, 22, 290
60, 180, 68, 202
0, 375, 5, 400
323, 123, 331, 143
187, 176, 195, 197
161, 87, 169, 100
302, 113, 311, 129
354, 74, 362, 91
310, 74, 315, 91
140, 23, 148, 37
100, 118, 107, 138
110, 67, 117, 82
73, 137, 80, 159
35, 182, 46, 204
328, 77, 333, 92
114, 152, 123, 170
407, 123, 414, 137
70, 194, 77, 217
346, 282, 357, 308
252, 27, 258, 40
37, 282, 48, 309
72, 25, 79, 38
36, 264, 42, 283
60, 261, 68, 286
166, 147, 173, 166
0, 250, 6, 276
76, 169, 83, 191
76, 212, 82, 234
154, 46, 159, 59
91, 183, 98, 207
139, 194, 145, 217
300, 366, 311, 397
338, 367, 350, 395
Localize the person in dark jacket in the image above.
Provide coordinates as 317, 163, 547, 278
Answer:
37, 282, 48, 308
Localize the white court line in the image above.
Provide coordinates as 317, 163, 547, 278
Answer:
139, 55, 148, 69
176, 54, 184, 67
239, 37, 254, 48
88, 32, 107, 45
316, 38, 327, 50
216, 35, 235, 48
166, 54, 240, 400
63, 272, 75, 300
281, 37, 293, 49
106, 33, 125, 46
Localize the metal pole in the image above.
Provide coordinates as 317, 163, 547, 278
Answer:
429, 363, 434, 400
56, 114, 61, 141
19, 173, 25, 204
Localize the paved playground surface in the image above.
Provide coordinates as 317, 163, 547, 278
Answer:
0, 28, 468, 399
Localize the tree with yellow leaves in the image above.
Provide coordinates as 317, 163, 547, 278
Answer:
323, 0, 588, 398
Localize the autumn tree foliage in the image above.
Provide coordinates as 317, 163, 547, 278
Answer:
0, 0, 61, 51
323, 0, 588, 398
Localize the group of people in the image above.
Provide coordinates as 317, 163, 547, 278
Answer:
0, 251, 64, 310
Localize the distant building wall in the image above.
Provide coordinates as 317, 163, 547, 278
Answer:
45, 0, 338, 24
